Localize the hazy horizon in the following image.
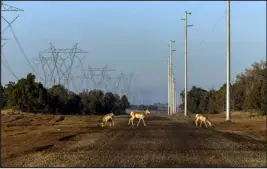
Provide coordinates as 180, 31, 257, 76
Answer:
1, 1, 266, 105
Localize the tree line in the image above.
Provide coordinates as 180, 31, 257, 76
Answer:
179, 60, 266, 115
1, 73, 130, 115
130, 104, 159, 111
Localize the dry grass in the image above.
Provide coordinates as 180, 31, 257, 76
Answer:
1, 109, 35, 115
1, 112, 105, 161
177, 111, 266, 142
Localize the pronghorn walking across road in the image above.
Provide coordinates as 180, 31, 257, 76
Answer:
100, 113, 115, 127
128, 110, 151, 126
195, 114, 212, 128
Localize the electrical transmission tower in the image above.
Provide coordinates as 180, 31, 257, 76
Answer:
114, 72, 135, 98
1, 2, 24, 35
2, 3, 46, 82
1, 2, 23, 110
1, 2, 24, 62
82, 64, 115, 91
103, 71, 125, 93
1, 38, 8, 47
128, 74, 138, 104
1, 2, 24, 89
35, 43, 88, 90
122, 72, 134, 99
1, 2, 23, 50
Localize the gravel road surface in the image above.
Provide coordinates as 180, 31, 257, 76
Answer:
2, 115, 266, 167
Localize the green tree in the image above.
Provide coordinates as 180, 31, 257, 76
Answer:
4, 73, 48, 112
79, 89, 91, 114
61, 93, 82, 115
88, 89, 104, 114
113, 93, 121, 113
47, 85, 69, 114
3, 82, 16, 109
120, 95, 130, 113
148, 105, 158, 111
48, 85, 69, 104
207, 90, 217, 114
178, 60, 266, 115
102, 92, 116, 114
0, 84, 5, 108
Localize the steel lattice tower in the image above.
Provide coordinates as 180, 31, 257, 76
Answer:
35, 43, 88, 90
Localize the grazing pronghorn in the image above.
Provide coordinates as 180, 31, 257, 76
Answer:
195, 114, 212, 128
100, 113, 115, 127
128, 110, 151, 126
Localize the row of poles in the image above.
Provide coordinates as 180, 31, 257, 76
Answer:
168, 1, 231, 121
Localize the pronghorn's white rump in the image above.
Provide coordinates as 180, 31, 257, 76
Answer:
128, 110, 151, 126
195, 113, 212, 128
100, 113, 115, 127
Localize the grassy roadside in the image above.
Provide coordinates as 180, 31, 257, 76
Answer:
174, 111, 266, 142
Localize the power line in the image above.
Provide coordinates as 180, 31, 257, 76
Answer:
1, 52, 19, 80
9, 25, 44, 82
2, 60, 18, 80
1, 2, 24, 100
196, 1, 240, 51
1, 2, 44, 82
198, 13, 225, 47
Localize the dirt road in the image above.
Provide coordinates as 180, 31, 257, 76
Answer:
1, 115, 266, 167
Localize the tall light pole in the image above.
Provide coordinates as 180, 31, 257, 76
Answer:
175, 89, 178, 113
226, 1, 231, 121
173, 77, 176, 114
168, 40, 175, 115
169, 40, 173, 115
172, 72, 175, 114
182, 11, 193, 117
168, 55, 171, 115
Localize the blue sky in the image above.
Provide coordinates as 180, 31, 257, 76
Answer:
1, 1, 266, 104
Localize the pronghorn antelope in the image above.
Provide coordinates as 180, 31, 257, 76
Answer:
195, 114, 212, 128
128, 110, 151, 126
100, 113, 115, 127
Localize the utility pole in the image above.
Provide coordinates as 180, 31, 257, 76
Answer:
172, 72, 175, 114
226, 1, 231, 121
182, 11, 193, 117
170, 40, 173, 115
175, 90, 178, 114
168, 55, 170, 115
173, 77, 176, 114
0, 43, 2, 112
168, 40, 175, 115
